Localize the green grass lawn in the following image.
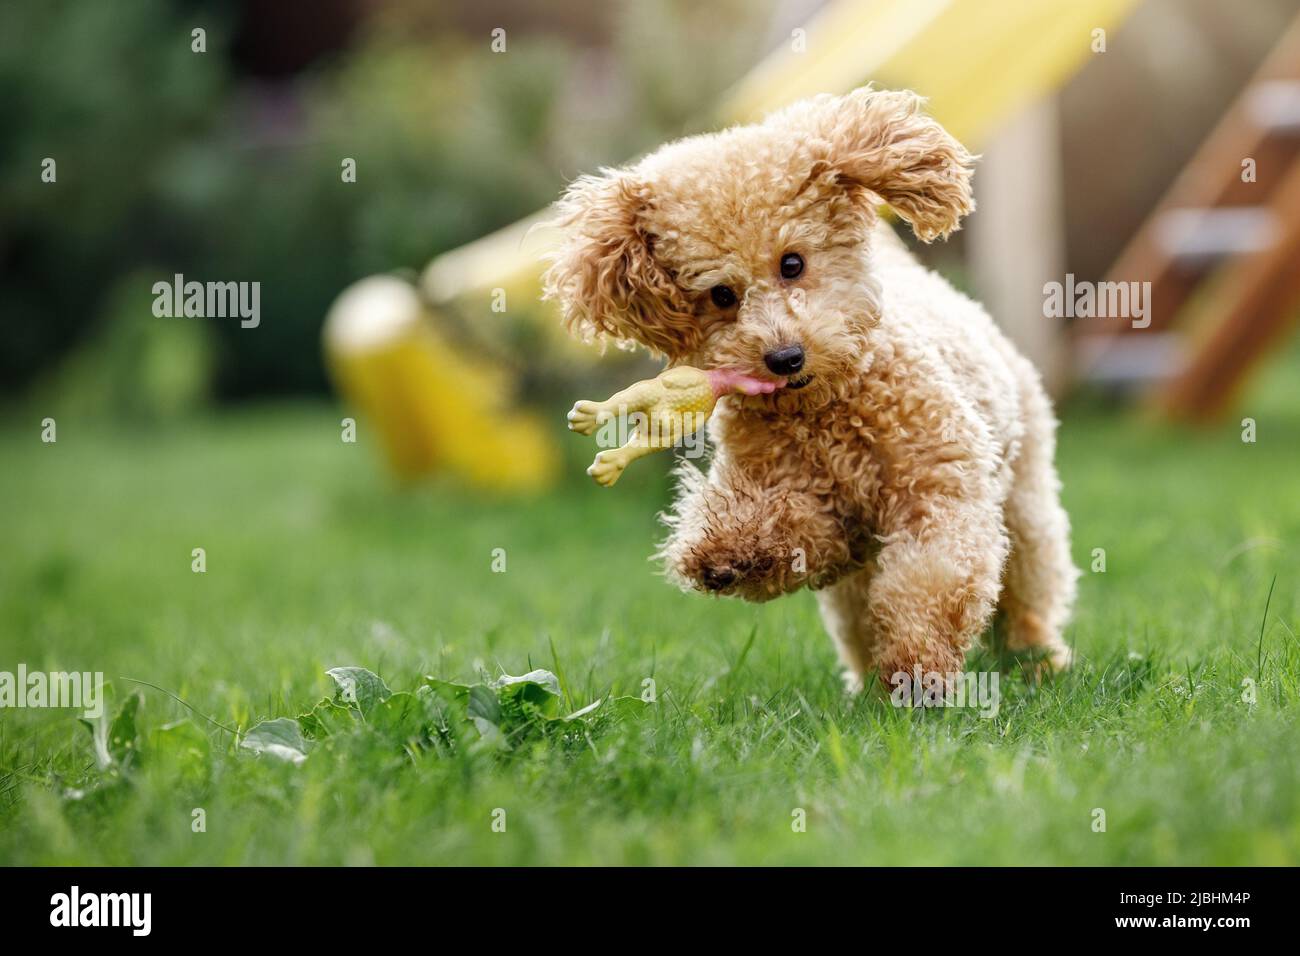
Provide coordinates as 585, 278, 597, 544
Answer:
2, 356, 1298, 866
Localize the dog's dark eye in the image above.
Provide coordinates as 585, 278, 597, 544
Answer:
710, 285, 738, 309
779, 252, 804, 280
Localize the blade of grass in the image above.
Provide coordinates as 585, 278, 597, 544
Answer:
1257, 575, 1276, 681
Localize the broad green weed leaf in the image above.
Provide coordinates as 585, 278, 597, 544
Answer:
109, 691, 142, 766
241, 717, 309, 765
326, 666, 391, 713
470, 716, 507, 749
492, 669, 562, 697
418, 682, 478, 754
371, 691, 426, 744
222, 668, 652, 768
419, 680, 470, 721
467, 684, 502, 726
79, 712, 114, 771
421, 677, 472, 706
298, 698, 362, 739
493, 670, 564, 727
79, 690, 145, 772
498, 681, 561, 720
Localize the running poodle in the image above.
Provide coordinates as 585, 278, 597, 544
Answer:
543, 86, 1078, 690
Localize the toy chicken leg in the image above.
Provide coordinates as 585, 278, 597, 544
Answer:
567, 366, 782, 486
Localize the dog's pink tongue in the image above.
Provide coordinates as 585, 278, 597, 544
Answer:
707, 368, 785, 397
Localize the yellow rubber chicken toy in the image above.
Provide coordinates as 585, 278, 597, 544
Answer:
567, 366, 781, 486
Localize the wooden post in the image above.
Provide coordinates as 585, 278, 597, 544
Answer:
968, 97, 1067, 393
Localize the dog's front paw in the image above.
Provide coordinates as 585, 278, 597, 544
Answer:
699, 563, 738, 591
659, 473, 856, 601
680, 543, 785, 601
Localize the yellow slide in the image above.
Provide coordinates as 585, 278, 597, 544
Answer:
725, 0, 1139, 142
323, 276, 557, 492
324, 0, 1138, 491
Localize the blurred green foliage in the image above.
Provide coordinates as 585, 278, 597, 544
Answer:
2, 0, 772, 408
29, 272, 214, 421
0, 0, 225, 399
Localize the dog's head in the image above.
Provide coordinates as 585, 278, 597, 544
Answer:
542, 87, 974, 406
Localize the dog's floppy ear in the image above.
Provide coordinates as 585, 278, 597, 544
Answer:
542, 171, 697, 357
789, 87, 975, 242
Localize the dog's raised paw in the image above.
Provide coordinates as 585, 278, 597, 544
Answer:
689, 551, 781, 598
699, 564, 738, 591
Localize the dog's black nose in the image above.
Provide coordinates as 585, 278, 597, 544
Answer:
764, 345, 805, 376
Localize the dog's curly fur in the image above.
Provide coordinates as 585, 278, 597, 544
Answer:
543, 86, 1079, 690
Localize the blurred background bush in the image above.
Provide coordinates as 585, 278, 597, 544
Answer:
0, 0, 774, 415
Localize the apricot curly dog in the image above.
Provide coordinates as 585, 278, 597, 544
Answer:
543, 86, 1078, 690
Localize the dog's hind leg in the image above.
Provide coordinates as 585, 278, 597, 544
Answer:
816, 564, 877, 693
995, 386, 1078, 676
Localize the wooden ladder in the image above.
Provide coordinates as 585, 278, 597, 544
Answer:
1077, 11, 1300, 420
